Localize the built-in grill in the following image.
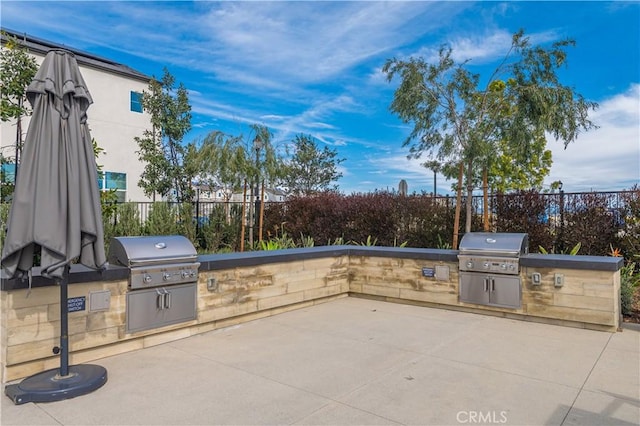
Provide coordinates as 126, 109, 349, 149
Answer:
108, 236, 200, 333
457, 232, 528, 309
458, 232, 528, 275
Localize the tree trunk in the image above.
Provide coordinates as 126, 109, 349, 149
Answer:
15, 112, 22, 168
452, 163, 464, 249
248, 183, 254, 248
224, 193, 231, 225
259, 180, 265, 242
465, 160, 474, 233
240, 180, 247, 252
483, 167, 489, 231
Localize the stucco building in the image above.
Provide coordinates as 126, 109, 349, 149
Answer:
1, 28, 152, 202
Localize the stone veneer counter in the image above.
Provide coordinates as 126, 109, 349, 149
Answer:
1, 246, 623, 382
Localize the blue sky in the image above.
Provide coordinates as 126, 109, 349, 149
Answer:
2, 1, 639, 194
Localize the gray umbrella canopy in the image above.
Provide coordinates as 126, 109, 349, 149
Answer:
1, 49, 106, 279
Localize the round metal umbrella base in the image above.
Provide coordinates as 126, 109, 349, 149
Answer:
5, 364, 107, 405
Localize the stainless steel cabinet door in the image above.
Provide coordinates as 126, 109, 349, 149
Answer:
459, 272, 521, 309
459, 272, 490, 305
489, 275, 521, 308
126, 282, 197, 333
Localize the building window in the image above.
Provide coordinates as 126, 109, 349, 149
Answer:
1, 162, 16, 183
130, 91, 143, 113
97, 171, 127, 202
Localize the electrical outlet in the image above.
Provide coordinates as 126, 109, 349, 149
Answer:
531, 273, 541, 286
554, 273, 564, 287
207, 277, 218, 292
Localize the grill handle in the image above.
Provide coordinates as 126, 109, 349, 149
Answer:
128, 255, 198, 267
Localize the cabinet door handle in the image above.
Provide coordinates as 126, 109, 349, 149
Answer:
156, 289, 165, 310
491, 278, 495, 292
164, 290, 171, 309
483, 278, 488, 292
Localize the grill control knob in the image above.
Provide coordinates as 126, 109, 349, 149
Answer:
509, 264, 516, 271
181, 270, 189, 279
500, 264, 507, 270
143, 274, 152, 283
189, 271, 196, 278
483, 262, 490, 269
162, 272, 171, 281
466, 261, 474, 269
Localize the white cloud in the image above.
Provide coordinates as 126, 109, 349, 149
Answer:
415, 28, 561, 66
448, 30, 515, 63
545, 84, 640, 191
195, 1, 453, 84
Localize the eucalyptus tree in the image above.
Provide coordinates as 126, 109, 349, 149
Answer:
135, 68, 193, 202
0, 32, 38, 170
283, 134, 344, 195
383, 30, 597, 246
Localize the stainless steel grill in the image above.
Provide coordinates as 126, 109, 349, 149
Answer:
109, 235, 200, 289
108, 236, 200, 333
457, 232, 528, 309
458, 232, 528, 275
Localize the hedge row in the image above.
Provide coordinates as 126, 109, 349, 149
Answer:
263, 189, 640, 259
3, 188, 637, 260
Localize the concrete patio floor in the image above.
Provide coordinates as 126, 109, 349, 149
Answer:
2, 296, 639, 425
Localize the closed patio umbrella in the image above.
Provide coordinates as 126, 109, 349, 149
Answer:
2, 49, 108, 404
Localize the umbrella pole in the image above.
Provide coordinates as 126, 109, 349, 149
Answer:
59, 265, 70, 377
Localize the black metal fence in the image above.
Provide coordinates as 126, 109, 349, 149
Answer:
3, 189, 636, 256
119, 190, 634, 227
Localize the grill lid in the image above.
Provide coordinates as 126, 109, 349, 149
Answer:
458, 232, 528, 257
108, 235, 198, 267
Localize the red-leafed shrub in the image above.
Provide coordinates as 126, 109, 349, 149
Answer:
494, 190, 554, 252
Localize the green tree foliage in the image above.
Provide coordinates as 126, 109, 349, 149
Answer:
194, 125, 284, 247
283, 134, 344, 195
382, 30, 598, 238
0, 202, 9, 250
195, 130, 245, 201
246, 124, 283, 192
0, 32, 38, 123
1, 32, 39, 199
135, 68, 194, 203
489, 132, 552, 192
196, 125, 284, 201
145, 202, 178, 236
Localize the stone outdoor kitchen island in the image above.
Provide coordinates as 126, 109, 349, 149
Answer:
1, 245, 623, 383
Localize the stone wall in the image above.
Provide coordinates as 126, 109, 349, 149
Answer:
0, 247, 622, 382
1, 279, 128, 382
520, 267, 620, 330
349, 256, 459, 306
